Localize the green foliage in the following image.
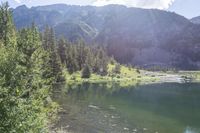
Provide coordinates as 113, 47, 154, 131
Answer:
0, 40, 51, 132
136, 68, 140, 74
110, 56, 116, 65
0, 3, 119, 132
76, 40, 87, 70
0, 4, 57, 132
57, 38, 67, 64
93, 47, 108, 76
56, 37, 109, 76
81, 65, 91, 78
112, 63, 121, 74
0, 2, 16, 46
42, 26, 64, 82
65, 43, 79, 74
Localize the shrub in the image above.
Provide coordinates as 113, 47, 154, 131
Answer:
81, 65, 91, 78
136, 69, 140, 74
112, 63, 121, 74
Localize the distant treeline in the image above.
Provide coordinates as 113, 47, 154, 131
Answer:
42, 26, 109, 78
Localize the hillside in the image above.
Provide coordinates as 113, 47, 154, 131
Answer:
13, 4, 200, 70
191, 16, 200, 24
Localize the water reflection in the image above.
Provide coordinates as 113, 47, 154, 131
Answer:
53, 83, 200, 133
184, 127, 199, 133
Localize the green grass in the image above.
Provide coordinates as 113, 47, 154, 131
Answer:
64, 64, 200, 86
64, 64, 160, 87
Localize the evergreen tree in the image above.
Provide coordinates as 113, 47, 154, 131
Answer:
81, 64, 91, 78
85, 48, 94, 69
42, 27, 64, 82
67, 45, 78, 74
0, 5, 55, 132
42, 26, 50, 50
76, 40, 87, 70
58, 38, 67, 65
96, 47, 108, 76
113, 63, 121, 74
0, 2, 16, 46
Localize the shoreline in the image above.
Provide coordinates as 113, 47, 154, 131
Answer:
64, 70, 200, 87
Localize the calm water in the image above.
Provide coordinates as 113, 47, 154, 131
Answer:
53, 83, 200, 133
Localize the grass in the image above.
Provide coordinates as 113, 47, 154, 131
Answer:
64, 64, 160, 87
64, 64, 200, 86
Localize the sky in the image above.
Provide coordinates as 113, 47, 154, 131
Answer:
1, 0, 200, 18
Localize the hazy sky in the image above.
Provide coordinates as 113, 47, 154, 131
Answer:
1, 0, 200, 18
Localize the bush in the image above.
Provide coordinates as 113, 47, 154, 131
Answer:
81, 65, 91, 78
117, 75, 121, 78
110, 56, 116, 65
71, 75, 76, 80
136, 69, 140, 74
112, 63, 121, 74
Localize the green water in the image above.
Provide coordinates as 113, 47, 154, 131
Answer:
53, 83, 200, 133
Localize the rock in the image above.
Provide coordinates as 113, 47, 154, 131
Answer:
111, 115, 120, 119
88, 105, 100, 109
124, 127, 129, 131
133, 128, 137, 132
112, 124, 117, 127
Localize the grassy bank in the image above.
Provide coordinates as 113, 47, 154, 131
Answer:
64, 64, 200, 87
178, 71, 200, 81
64, 64, 160, 87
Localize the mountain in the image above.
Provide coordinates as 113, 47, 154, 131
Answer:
191, 16, 200, 24
13, 4, 200, 70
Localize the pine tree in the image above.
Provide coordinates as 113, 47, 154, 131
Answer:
76, 40, 87, 70
0, 4, 54, 131
113, 63, 121, 74
42, 26, 64, 82
42, 26, 50, 50
0, 2, 16, 46
85, 48, 94, 69
58, 37, 67, 65
67, 45, 78, 74
17, 23, 40, 66
96, 47, 108, 76
81, 64, 91, 78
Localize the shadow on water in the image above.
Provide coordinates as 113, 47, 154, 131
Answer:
52, 82, 200, 133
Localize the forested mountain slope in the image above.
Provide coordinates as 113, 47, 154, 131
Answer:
13, 4, 200, 70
